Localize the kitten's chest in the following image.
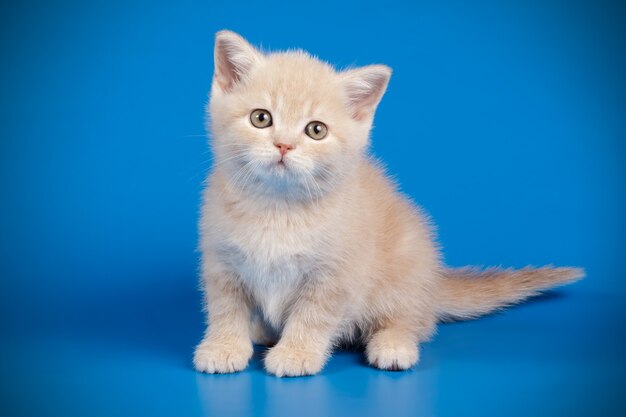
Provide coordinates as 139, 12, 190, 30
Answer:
215, 213, 322, 327
222, 210, 320, 265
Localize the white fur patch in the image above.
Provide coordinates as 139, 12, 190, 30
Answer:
214, 218, 319, 330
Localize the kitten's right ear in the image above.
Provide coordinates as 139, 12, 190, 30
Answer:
213, 30, 262, 93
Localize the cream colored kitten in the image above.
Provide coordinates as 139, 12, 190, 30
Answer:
193, 30, 584, 377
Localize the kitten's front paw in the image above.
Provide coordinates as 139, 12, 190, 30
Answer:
264, 344, 325, 377
193, 340, 253, 374
366, 336, 419, 371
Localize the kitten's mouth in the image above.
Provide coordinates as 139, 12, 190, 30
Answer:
266, 156, 294, 176
275, 159, 288, 169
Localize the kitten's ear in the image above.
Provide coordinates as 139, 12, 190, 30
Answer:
340, 65, 392, 121
213, 30, 262, 93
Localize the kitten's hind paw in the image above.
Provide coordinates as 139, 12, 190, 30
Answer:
366, 334, 419, 371
193, 340, 253, 374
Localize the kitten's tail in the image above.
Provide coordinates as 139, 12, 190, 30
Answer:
436, 266, 584, 321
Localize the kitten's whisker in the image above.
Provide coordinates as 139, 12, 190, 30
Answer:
211, 152, 249, 169
231, 159, 260, 196
299, 167, 323, 209
239, 160, 262, 195
229, 159, 255, 194
301, 172, 314, 204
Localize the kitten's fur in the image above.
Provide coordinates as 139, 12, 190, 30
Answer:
194, 30, 584, 377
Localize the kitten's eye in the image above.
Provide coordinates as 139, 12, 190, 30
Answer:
305, 121, 328, 140
250, 109, 273, 128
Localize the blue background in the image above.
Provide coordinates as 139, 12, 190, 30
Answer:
1, 0, 625, 416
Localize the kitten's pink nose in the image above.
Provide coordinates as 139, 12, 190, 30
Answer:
274, 142, 294, 157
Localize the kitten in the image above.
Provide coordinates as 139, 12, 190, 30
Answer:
193, 30, 584, 377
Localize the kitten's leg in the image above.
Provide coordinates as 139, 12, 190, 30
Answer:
193, 264, 253, 374
264, 278, 346, 377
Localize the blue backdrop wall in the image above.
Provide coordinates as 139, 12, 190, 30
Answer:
1, 1, 625, 416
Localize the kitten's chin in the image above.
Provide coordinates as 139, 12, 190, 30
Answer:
251, 160, 320, 201
271, 160, 290, 174
260, 157, 294, 177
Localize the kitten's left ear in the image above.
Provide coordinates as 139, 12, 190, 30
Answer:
340, 65, 392, 121
213, 30, 263, 93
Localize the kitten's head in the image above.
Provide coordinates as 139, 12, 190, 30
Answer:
208, 30, 390, 201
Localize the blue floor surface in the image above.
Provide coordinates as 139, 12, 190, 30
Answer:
3, 281, 624, 417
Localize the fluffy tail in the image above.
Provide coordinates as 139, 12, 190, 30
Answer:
436, 266, 584, 321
